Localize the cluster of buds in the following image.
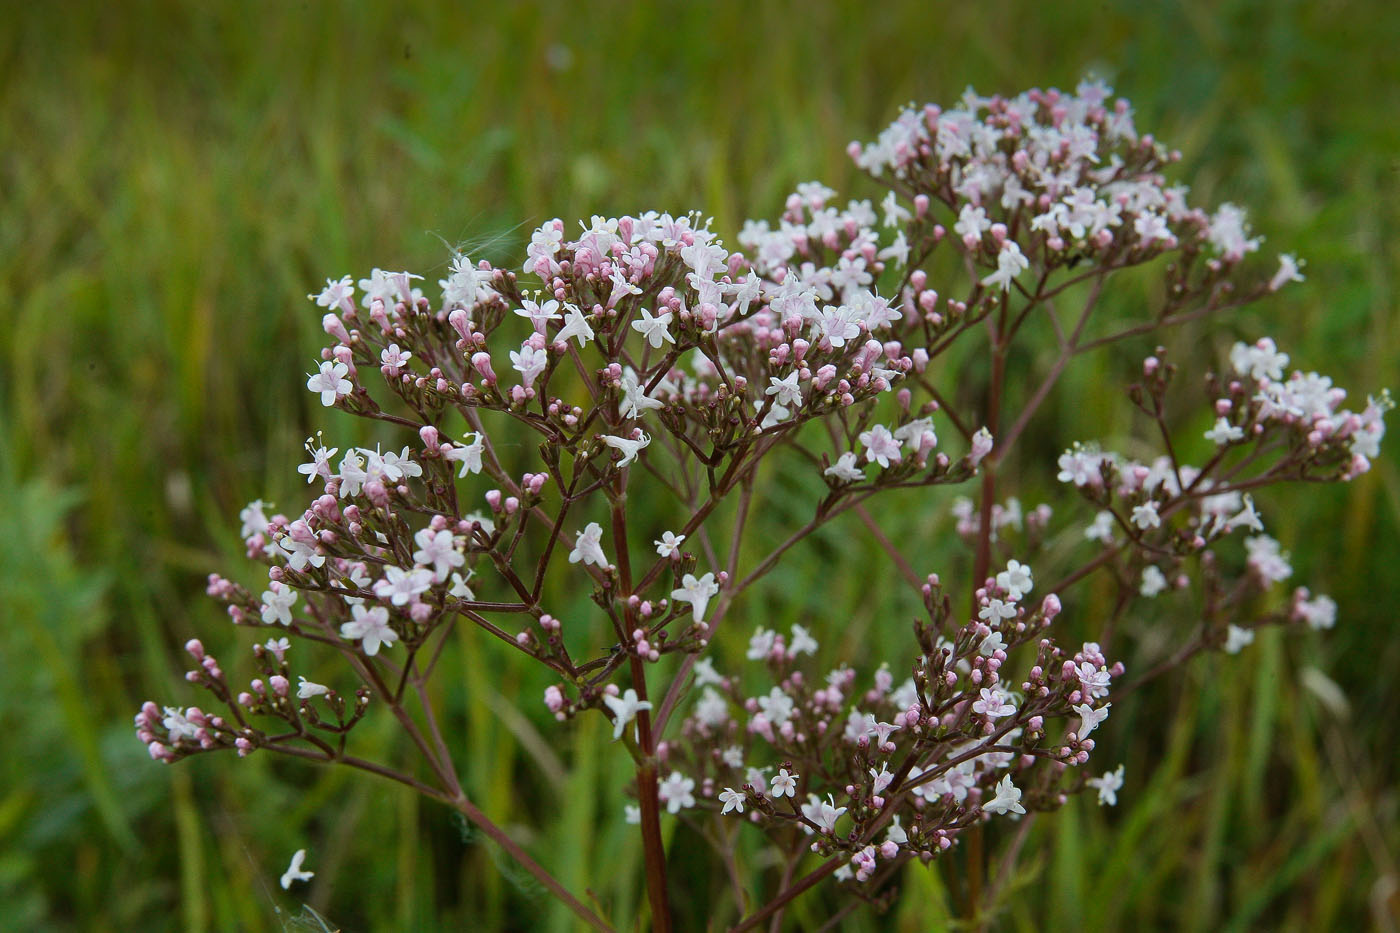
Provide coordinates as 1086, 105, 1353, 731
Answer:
137, 79, 1386, 925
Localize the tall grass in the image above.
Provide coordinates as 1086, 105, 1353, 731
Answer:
2, 0, 1396, 928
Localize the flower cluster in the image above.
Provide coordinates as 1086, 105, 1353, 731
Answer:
137, 79, 1386, 928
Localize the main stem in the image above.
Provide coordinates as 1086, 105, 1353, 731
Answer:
612, 488, 672, 930
967, 311, 1009, 916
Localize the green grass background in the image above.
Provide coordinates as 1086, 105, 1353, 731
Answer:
2, 0, 1397, 929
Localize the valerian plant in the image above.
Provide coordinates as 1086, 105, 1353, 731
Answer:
137, 80, 1388, 930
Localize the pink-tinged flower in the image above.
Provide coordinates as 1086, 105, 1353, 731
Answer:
1072, 702, 1110, 738
308, 275, 355, 313
307, 360, 352, 407
859, 425, 902, 468
981, 240, 1029, 291
658, 771, 695, 813
340, 605, 398, 656
373, 566, 433, 606
260, 583, 297, 626
972, 687, 1016, 719
413, 528, 464, 581
568, 522, 608, 568
718, 787, 745, 815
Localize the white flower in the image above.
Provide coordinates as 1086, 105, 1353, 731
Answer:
1139, 565, 1168, 597
602, 688, 652, 741
239, 499, 271, 539
996, 560, 1033, 600
1204, 417, 1245, 446
981, 240, 1029, 292
620, 369, 665, 420
824, 451, 865, 482
859, 425, 902, 468
629, 308, 675, 348
1226, 494, 1264, 534
955, 204, 992, 242
306, 360, 352, 407
671, 572, 720, 624
765, 371, 803, 409
973, 687, 1016, 719
443, 433, 485, 477
413, 528, 465, 581
654, 530, 685, 557
1087, 764, 1125, 806
603, 431, 651, 467
770, 768, 798, 798
789, 624, 818, 656
1297, 592, 1337, 630
264, 637, 290, 661
309, 275, 354, 311
983, 775, 1026, 815
624, 804, 640, 825
296, 677, 329, 699
746, 627, 776, 660
692, 657, 722, 686
658, 771, 696, 813
1269, 253, 1305, 291
718, 787, 746, 815
1085, 510, 1116, 542
1224, 624, 1255, 654
261, 584, 297, 626
756, 687, 795, 727
801, 794, 848, 834
513, 298, 562, 331
1072, 702, 1110, 738
555, 303, 595, 347
380, 343, 412, 372
969, 427, 994, 466
340, 604, 398, 656
510, 343, 549, 388
280, 849, 315, 889
448, 570, 475, 601
297, 440, 338, 484
568, 522, 609, 568
1130, 501, 1161, 530
372, 566, 434, 606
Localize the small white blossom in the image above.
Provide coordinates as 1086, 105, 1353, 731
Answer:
297, 677, 329, 699
718, 787, 746, 815
658, 771, 696, 814
280, 849, 315, 889
653, 531, 685, 557
306, 360, 352, 407
568, 522, 609, 568
671, 572, 720, 624
1087, 764, 1125, 806
1224, 624, 1255, 654
340, 604, 399, 656
770, 768, 798, 798
602, 688, 652, 741
1204, 417, 1245, 445
983, 775, 1026, 815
